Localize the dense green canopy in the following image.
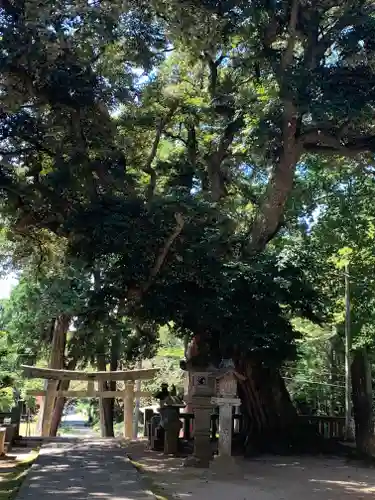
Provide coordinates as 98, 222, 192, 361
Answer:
0, 0, 374, 377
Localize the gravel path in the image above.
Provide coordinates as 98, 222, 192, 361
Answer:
125, 440, 375, 500
15, 437, 375, 500
16, 439, 155, 500
173, 455, 375, 499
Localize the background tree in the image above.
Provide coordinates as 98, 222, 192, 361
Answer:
279, 161, 375, 454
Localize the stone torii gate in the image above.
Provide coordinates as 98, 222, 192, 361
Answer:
22, 365, 158, 438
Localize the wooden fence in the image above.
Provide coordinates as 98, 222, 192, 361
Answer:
298, 415, 346, 440
178, 413, 347, 441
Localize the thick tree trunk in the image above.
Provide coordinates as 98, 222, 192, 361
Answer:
351, 348, 373, 456
97, 348, 114, 438
236, 358, 302, 454
248, 102, 300, 253
49, 380, 68, 437
50, 315, 70, 367
109, 333, 120, 427
50, 358, 78, 437
39, 314, 71, 437
93, 269, 113, 437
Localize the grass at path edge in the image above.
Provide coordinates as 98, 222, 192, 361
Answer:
0, 449, 39, 500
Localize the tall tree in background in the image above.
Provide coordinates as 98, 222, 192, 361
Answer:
276, 159, 375, 454
304, 171, 375, 454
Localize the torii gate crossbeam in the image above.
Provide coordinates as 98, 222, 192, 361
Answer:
21, 365, 158, 438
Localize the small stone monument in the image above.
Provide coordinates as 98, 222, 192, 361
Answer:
154, 383, 185, 455
211, 365, 246, 463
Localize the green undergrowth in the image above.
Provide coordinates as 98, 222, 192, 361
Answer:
0, 450, 39, 500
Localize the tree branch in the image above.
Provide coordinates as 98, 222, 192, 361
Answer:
206, 113, 245, 201
203, 52, 226, 99
164, 130, 188, 145
143, 104, 178, 200
186, 122, 197, 170
126, 213, 185, 306
246, 3, 301, 253
300, 130, 375, 156
0, 147, 34, 156
142, 212, 185, 294
280, 0, 299, 74
248, 98, 300, 253
310, 6, 368, 67
217, 114, 245, 163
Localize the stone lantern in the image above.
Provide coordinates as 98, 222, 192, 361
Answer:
211, 367, 246, 460
183, 366, 217, 467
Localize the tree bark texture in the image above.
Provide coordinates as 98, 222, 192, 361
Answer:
109, 333, 120, 425
49, 379, 69, 437
50, 357, 78, 437
248, 160, 295, 251
236, 358, 301, 453
49, 314, 70, 368
248, 106, 300, 253
40, 314, 71, 437
351, 348, 374, 456
97, 348, 115, 438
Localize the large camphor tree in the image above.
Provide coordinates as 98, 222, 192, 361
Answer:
141, 0, 375, 450
1, 0, 375, 449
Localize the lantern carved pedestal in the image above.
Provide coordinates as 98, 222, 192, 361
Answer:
184, 370, 216, 468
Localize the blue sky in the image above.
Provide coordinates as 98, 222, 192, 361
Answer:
0, 274, 18, 299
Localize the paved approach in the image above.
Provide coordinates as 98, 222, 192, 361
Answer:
16, 439, 156, 500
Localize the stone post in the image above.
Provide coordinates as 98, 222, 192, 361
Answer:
185, 370, 216, 468
234, 405, 241, 434
11, 400, 23, 439
144, 408, 154, 437
87, 380, 95, 397
211, 397, 241, 458
150, 414, 163, 450
182, 414, 192, 440
124, 381, 134, 439
211, 368, 245, 466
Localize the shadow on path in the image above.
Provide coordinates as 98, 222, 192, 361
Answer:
16, 439, 155, 500
125, 440, 375, 499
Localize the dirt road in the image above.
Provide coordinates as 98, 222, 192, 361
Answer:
126, 441, 375, 499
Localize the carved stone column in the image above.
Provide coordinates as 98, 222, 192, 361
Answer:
211, 397, 241, 458
185, 370, 216, 468
212, 367, 245, 465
